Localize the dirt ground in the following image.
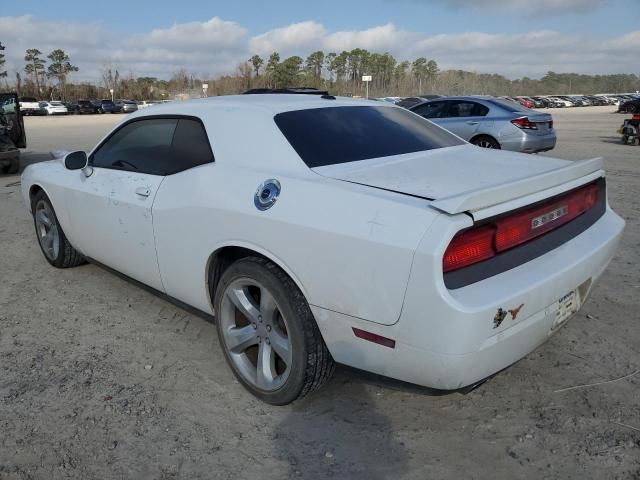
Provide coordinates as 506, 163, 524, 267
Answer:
1, 107, 639, 479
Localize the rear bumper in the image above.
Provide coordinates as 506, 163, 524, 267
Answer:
314, 207, 624, 390
501, 130, 557, 153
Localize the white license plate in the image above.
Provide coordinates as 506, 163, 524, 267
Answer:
552, 290, 579, 331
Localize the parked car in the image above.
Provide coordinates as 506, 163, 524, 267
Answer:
94, 99, 119, 114
137, 100, 157, 109
19, 96, 45, 116
115, 100, 138, 113
547, 96, 573, 107
396, 96, 428, 108
521, 96, 544, 108
513, 97, 535, 109
21, 94, 624, 404
406, 96, 556, 153
419, 94, 443, 100
618, 97, 640, 113
39, 101, 68, 115
76, 100, 99, 114
531, 96, 556, 108
0, 92, 26, 174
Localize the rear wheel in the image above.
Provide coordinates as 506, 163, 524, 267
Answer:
31, 191, 85, 268
472, 136, 501, 149
214, 257, 334, 405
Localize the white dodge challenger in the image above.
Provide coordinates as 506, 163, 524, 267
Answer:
21, 93, 625, 404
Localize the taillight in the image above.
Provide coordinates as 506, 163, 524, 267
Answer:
511, 116, 537, 129
443, 183, 599, 273
443, 226, 496, 273
549, 120, 554, 129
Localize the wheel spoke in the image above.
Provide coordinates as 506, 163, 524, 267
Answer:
226, 287, 260, 323
256, 342, 277, 389
43, 230, 54, 249
270, 328, 291, 366
225, 325, 259, 354
259, 288, 278, 324
36, 209, 50, 227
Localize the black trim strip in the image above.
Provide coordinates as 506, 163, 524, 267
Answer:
443, 178, 606, 289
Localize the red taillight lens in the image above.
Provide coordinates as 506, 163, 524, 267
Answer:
511, 116, 537, 129
443, 183, 599, 273
495, 183, 598, 251
443, 226, 496, 273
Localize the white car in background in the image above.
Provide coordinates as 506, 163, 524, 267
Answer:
136, 100, 157, 109
547, 97, 573, 107
20, 93, 624, 405
39, 101, 68, 115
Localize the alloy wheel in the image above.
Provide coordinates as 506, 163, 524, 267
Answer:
35, 200, 60, 261
219, 278, 292, 391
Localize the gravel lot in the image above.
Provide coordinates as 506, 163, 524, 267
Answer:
1, 107, 639, 479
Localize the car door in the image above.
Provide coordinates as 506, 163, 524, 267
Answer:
64, 118, 180, 291
434, 101, 489, 140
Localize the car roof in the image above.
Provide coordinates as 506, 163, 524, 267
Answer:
129, 94, 384, 116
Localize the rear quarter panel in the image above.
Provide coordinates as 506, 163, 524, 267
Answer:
152, 162, 440, 326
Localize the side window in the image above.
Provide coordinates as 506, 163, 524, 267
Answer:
92, 119, 178, 175
447, 101, 489, 118
170, 118, 214, 170
412, 101, 448, 119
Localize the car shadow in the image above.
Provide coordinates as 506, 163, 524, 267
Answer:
597, 136, 634, 146
272, 367, 412, 479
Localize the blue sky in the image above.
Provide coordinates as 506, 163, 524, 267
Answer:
9, 0, 637, 36
2, 0, 638, 80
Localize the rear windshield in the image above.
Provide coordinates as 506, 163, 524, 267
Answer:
487, 98, 529, 113
274, 106, 464, 168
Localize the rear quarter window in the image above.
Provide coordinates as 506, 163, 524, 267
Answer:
274, 106, 464, 168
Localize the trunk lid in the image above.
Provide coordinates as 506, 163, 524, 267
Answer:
313, 145, 604, 217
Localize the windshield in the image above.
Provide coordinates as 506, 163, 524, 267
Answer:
274, 106, 464, 168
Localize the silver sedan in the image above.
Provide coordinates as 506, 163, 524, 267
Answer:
407, 96, 556, 153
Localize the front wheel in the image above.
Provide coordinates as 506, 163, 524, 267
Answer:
31, 191, 86, 268
472, 136, 501, 149
3, 155, 20, 174
214, 257, 334, 405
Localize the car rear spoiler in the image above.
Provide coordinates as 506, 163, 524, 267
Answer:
430, 157, 605, 218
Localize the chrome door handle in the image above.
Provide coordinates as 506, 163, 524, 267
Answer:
135, 187, 151, 198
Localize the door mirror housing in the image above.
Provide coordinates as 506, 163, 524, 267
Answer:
64, 151, 88, 170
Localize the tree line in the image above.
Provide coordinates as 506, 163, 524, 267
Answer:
1, 42, 639, 100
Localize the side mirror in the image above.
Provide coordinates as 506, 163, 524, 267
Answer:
64, 151, 88, 170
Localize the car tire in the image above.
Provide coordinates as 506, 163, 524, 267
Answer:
214, 256, 334, 405
31, 191, 86, 268
472, 135, 501, 149
622, 135, 629, 145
